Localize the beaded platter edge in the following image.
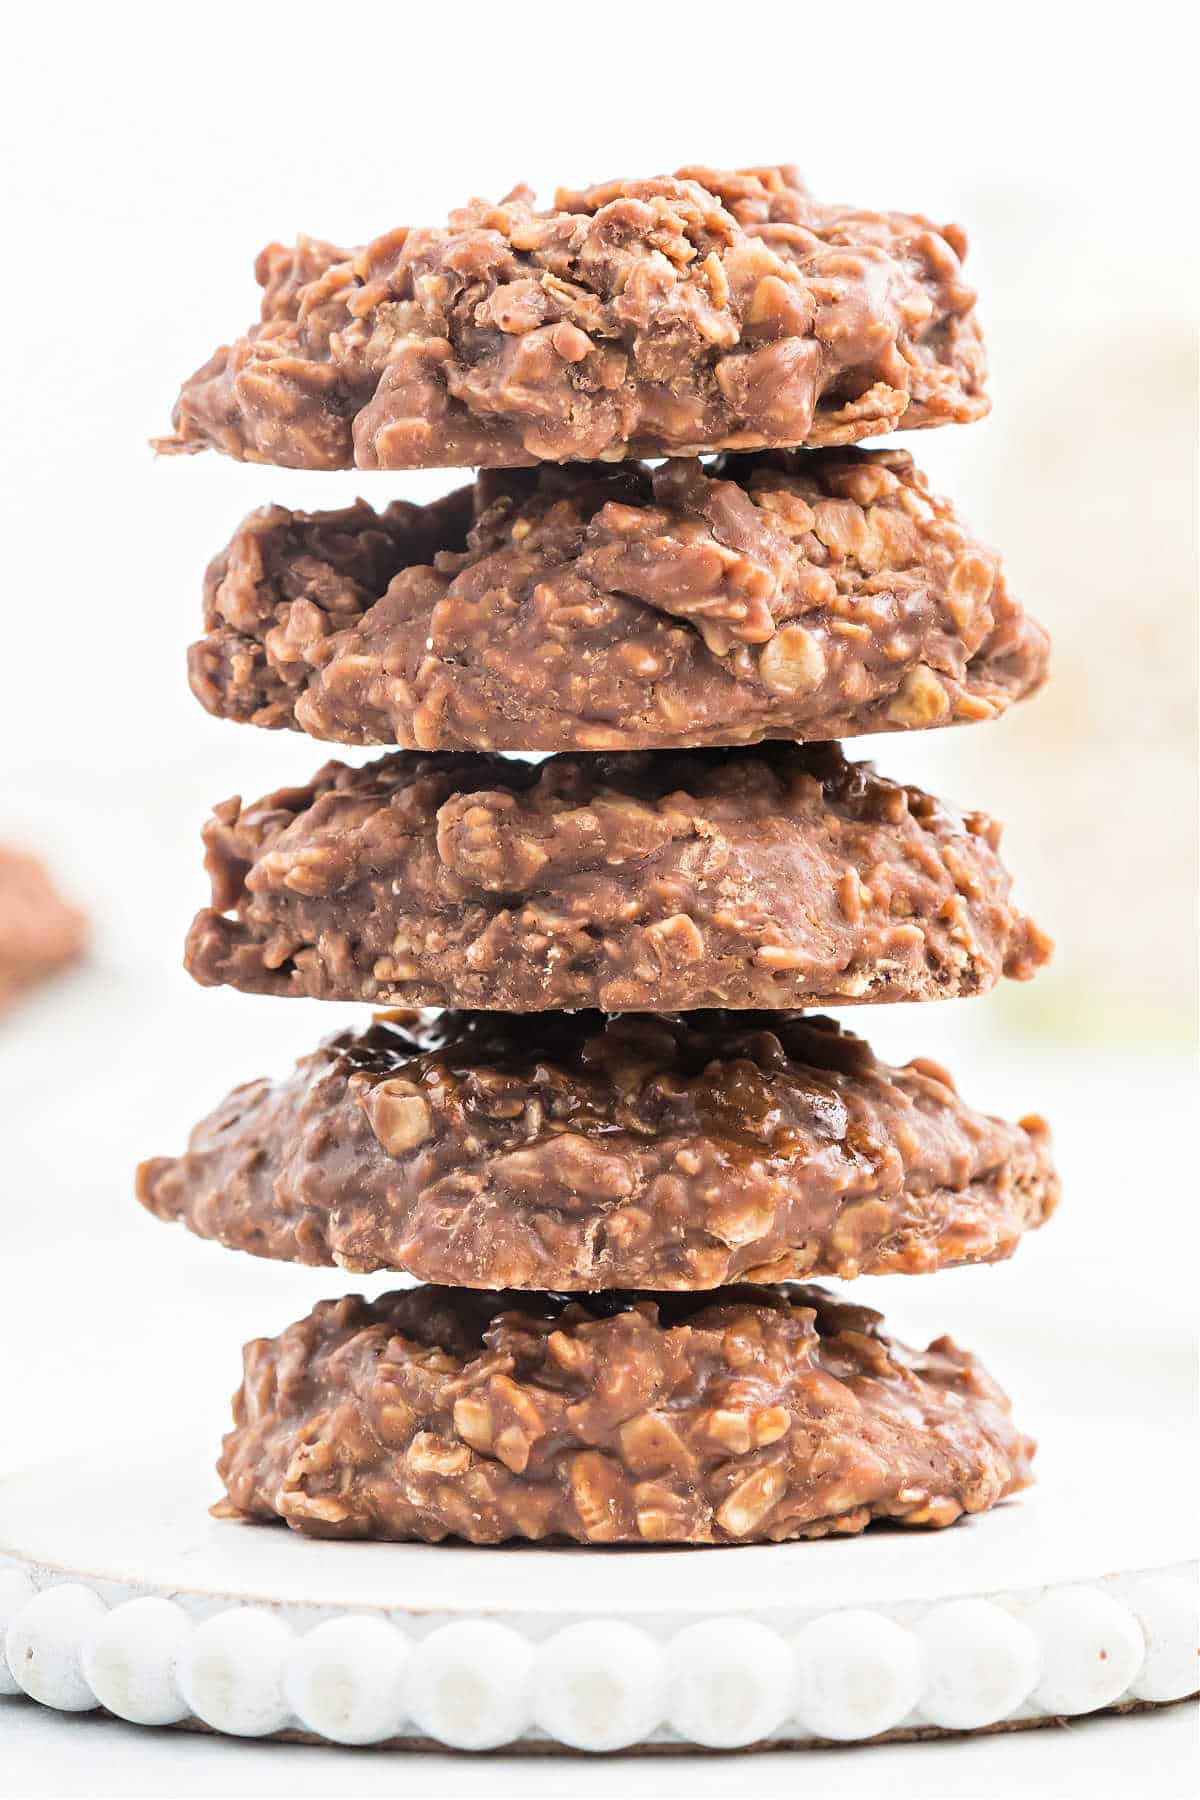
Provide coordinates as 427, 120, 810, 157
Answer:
1, 1554, 1195, 1753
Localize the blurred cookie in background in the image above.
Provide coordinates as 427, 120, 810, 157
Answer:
0, 844, 88, 1014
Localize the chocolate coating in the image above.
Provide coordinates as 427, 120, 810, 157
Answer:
191, 450, 1047, 753
138, 1010, 1057, 1289
214, 1283, 1034, 1544
158, 165, 987, 472
184, 742, 1050, 1012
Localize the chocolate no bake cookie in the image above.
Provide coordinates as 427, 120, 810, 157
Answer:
214, 1283, 1034, 1544
191, 450, 1047, 753
184, 743, 1049, 1012
159, 165, 987, 472
0, 845, 87, 1012
138, 1010, 1057, 1289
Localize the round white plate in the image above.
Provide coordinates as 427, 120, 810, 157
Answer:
1, 1425, 1195, 1753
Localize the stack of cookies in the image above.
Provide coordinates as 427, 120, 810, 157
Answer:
141, 164, 1057, 1547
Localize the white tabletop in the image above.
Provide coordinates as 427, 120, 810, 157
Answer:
1, 1695, 1196, 1800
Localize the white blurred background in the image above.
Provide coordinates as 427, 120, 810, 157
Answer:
0, 10, 1196, 1791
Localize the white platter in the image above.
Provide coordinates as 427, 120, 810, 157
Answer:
1, 1424, 1195, 1754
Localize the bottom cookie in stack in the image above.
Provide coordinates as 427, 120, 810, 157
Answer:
213, 1283, 1034, 1546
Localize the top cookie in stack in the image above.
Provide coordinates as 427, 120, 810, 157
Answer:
158, 165, 986, 471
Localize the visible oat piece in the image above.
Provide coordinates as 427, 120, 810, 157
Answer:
0, 845, 87, 1012
158, 165, 987, 472
190, 449, 1047, 753
183, 742, 1050, 1012
215, 1282, 1034, 1544
138, 1010, 1057, 1289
